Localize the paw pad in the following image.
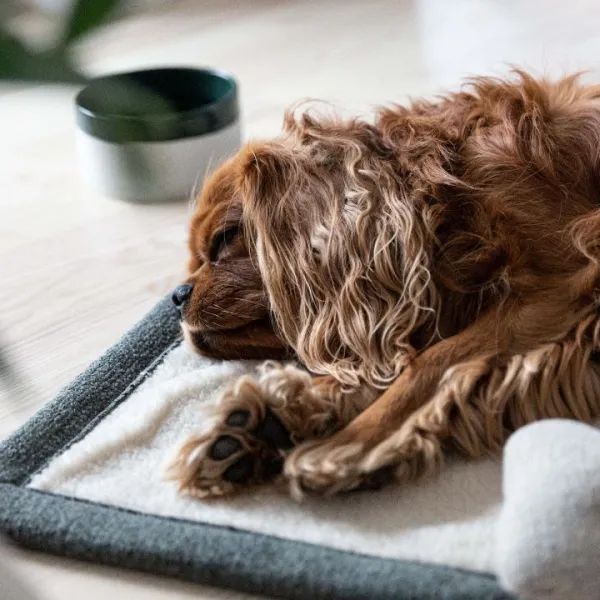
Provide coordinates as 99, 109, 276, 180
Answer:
209, 435, 243, 460
225, 410, 251, 428
170, 404, 295, 496
205, 407, 292, 486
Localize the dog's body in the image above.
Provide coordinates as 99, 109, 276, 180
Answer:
169, 72, 600, 498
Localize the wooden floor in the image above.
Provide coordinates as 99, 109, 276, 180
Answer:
2, 0, 600, 598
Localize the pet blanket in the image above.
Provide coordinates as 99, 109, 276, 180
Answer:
1, 296, 598, 599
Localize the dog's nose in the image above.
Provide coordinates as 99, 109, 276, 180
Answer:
171, 283, 193, 308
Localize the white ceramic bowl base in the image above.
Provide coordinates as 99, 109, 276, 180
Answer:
77, 119, 242, 203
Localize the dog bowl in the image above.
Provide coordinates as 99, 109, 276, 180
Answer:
75, 67, 241, 203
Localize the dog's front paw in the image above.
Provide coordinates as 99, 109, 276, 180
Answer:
167, 376, 294, 497
284, 437, 396, 499
284, 439, 364, 498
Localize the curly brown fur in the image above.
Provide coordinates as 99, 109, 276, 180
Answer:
171, 71, 600, 498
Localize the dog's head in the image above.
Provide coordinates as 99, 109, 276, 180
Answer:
178, 110, 442, 386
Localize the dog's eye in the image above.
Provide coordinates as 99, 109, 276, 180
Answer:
210, 226, 240, 262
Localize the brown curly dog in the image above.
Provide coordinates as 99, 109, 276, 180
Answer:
168, 71, 600, 500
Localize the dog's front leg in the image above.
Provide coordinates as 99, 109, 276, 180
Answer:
284, 310, 517, 498
167, 362, 375, 497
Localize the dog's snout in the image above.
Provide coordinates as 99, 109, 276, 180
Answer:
172, 283, 193, 308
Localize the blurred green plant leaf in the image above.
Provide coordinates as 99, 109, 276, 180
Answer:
0, 32, 84, 82
61, 0, 121, 46
0, 0, 124, 82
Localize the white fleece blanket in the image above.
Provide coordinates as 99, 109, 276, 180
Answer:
25, 341, 600, 597
29, 343, 503, 574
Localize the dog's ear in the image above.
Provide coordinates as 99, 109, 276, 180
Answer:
236, 142, 299, 219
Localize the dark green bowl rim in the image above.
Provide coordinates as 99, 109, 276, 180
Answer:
75, 67, 239, 143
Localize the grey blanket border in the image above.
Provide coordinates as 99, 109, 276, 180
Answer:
0, 296, 517, 600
